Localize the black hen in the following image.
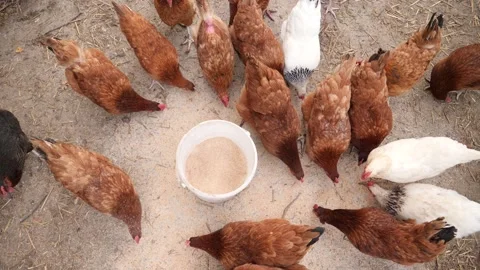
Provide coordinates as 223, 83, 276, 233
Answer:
0, 110, 32, 197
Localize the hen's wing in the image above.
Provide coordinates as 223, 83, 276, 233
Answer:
230, 0, 284, 72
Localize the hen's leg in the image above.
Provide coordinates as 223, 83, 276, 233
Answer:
263, 9, 277, 21
181, 27, 195, 53
325, 0, 339, 19
297, 134, 306, 156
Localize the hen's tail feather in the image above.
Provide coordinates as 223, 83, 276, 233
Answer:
431, 226, 457, 244
112, 1, 133, 17
426, 12, 437, 31
30, 138, 57, 160
368, 48, 387, 62
306, 226, 325, 247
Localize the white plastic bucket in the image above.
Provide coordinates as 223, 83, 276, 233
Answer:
175, 120, 258, 203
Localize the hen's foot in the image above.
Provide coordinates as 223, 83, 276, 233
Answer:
325, 0, 339, 19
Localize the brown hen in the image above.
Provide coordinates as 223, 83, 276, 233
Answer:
427, 43, 480, 102
237, 56, 304, 181
112, 2, 195, 91
380, 13, 443, 96
191, 0, 235, 107
234, 264, 307, 270
42, 38, 165, 114
229, 0, 276, 25
188, 219, 324, 269
229, 0, 284, 73
313, 205, 456, 265
31, 138, 142, 243
153, 0, 195, 27
302, 56, 356, 183
349, 51, 393, 165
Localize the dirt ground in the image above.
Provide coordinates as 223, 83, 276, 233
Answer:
0, 0, 479, 269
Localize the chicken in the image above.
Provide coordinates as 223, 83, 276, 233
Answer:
112, 2, 195, 92
190, 0, 235, 107
0, 110, 32, 197
236, 56, 304, 181
42, 38, 165, 114
234, 264, 307, 270
228, 0, 276, 25
31, 138, 142, 243
187, 219, 324, 269
229, 0, 284, 73
313, 205, 456, 265
379, 13, 443, 96
302, 55, 356, 183
349, 51, 392, 165
280, 0, 321, 99
153, 0, 195, 27
361, 137, 480, 183
427, 43, 480, 102
153, 0, 196, 48
367, 182, 480, 238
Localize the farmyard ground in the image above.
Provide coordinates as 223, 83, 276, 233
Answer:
0, 0, 479, 269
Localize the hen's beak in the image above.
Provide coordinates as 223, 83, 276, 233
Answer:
134, 236, 140, 244
361, 171, 371, 180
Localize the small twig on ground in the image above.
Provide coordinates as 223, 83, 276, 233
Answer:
205, 223, 211, 233
40, 187, 54, 211
43, 13, 84, 36
20, 192, 50, 223
282, 193, 302, 219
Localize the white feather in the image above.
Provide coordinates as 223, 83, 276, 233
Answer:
281, 0, 321, 96
365, 137, 480, 183
370, 183, 480, 238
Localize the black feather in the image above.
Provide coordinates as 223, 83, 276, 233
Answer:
0, 109, 32, 188
431, 226, 457, 244
307, 226, 325, 247
385, 186, 406, 216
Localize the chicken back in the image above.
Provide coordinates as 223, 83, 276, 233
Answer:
113, 2, 194, 91
188, 219, 324, 269
236, 56, 304, 181
43, 38, 165, 114
229, 0, 284, 72
427, 43, 480, 102
302, 55, 356, 183
153, 0, 196, 27
31, 138, 142, 243
234, 264, 307, 270
382, 13, 443, 96
0, 110, 32, 197
313, 205, 456, 265
349, 51, 392, 165
192, 0, 235, 107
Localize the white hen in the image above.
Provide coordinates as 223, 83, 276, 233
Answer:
368, 182, 480, 238
362, 137, 480, 183
281, 0, 321, 99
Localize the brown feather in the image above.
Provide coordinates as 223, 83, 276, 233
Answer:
228, 0, 270, 25
385, 13, 443, 96
153, 0, 196, 27
302, 56, 356, 183
428, 43, 480, 101
229, 0, 284, 72
31, 139, 142, 242
313, 206, 454, 265
43, 38, 163, 114
349, 52, 393, 164
189, 219, 322, 269
194, 0, 235, 106
236, 57, 303, 180
113, 2, 194, 91
234, 264, 307, 270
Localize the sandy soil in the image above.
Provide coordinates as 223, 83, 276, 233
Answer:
0, 0, 479, 269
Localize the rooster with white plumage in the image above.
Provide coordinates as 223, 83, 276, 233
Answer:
281, 0, 321, 99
